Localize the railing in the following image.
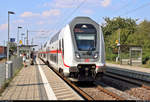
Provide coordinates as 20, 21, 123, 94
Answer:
0, 63, 6, 88
0, 57, 23, 88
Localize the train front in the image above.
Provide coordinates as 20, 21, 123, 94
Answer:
69, 17, 105, 81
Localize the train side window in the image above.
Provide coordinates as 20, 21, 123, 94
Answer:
59, 40, 61, 51
62, 39, 64, 55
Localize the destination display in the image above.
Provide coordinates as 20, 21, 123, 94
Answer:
74, 28, 96, 33
76, 34, 95, 40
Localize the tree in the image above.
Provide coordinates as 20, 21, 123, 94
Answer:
102, 17, 137, 61
102, 17, 137, 47
127, 20, 150, 64
9, 42, 17, 55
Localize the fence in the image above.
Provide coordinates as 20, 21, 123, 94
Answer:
0, 63, 6, 88
0, 57, 23, 88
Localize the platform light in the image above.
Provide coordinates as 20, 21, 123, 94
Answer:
7, 11, 15, 61
93, 52, 98, 59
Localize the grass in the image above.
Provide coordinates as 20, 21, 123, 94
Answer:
140, 64, 150, 68
0, 64, 23, 96
106, 60, 121, 64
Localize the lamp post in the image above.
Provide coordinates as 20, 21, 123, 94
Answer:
26, 30, 48, 58
116, 29, 121, 62
24, 37, 26, 45
26, 30, 47, 45
17, 26, 22, 57
21, 33, 25, 44
31, 38, 33, 45
7, 11, 15, 61
118, 29, 121, 61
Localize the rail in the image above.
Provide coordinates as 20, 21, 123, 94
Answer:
105, 72, 150, 91
94, 81, 125, 100
39, 57, 94, 100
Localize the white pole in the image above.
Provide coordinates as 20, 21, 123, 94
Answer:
7, 13, 10, 61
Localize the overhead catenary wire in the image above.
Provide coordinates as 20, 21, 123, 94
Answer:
56, 0, 87, 30
99, 1, 150, 23
120, 2, 150, 16
98, 0, 134, 23
41, 0, 87, 47
43, 1, 150, 47
51, 0, 87, 36
111, 0, 134, 16
38, 0, 88, 49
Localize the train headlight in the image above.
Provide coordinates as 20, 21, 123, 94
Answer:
75, 52, 80, 59
94, 52, 99, 59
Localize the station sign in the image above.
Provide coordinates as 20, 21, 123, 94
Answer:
10, 38, 15, 42
115, 40, 118, 44
19, 40, 23, 45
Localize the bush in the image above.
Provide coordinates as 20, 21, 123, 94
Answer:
106, 53, 117, 61
146, 60, 150, 65
142, 52, 150, 64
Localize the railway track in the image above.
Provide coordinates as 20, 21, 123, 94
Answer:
94, 82, 125, 100
40, 57, 127, 100
79, 81, 126, 100
103, 72, 150, 100
40, 57, 150, 100
105, 72, 150, 90
39, 57, 93, 100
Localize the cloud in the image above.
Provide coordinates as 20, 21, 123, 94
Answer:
100, 0, 111, 7
42, 9, 61, 17
20, 12, 40, 18
43, 0, 112, 9
20, 9, 61, 19
43, 0, 84, 8
0, 23, 8, 30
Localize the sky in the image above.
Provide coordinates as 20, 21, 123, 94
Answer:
0, 0, 150, 49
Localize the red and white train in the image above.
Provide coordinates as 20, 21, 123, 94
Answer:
39, 17, 105, 81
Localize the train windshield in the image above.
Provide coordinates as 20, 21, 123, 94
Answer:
74, 24, 97, 51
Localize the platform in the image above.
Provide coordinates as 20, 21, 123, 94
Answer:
106, 63, 150, 82
0, 58, 83, 100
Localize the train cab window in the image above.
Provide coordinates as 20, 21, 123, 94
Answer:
74, 24, 97, 51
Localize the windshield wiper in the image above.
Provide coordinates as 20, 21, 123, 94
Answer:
87, 46, 93, 55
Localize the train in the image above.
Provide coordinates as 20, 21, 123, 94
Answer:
39, 17, 105, 81
0, 46, 7, 59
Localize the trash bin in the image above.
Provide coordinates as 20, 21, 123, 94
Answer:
6, 61, 13, 79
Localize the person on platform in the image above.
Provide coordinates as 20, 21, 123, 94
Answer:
23, 53, 27, 67
30, 51, 36, 65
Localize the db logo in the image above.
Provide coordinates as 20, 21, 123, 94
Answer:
85, 59, 89, 62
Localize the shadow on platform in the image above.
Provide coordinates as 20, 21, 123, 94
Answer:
16, 82, 45, 86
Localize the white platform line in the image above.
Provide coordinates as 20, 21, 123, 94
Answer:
36, 59, 57, 100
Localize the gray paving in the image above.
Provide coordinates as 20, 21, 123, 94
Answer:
0, 59, 47, 100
